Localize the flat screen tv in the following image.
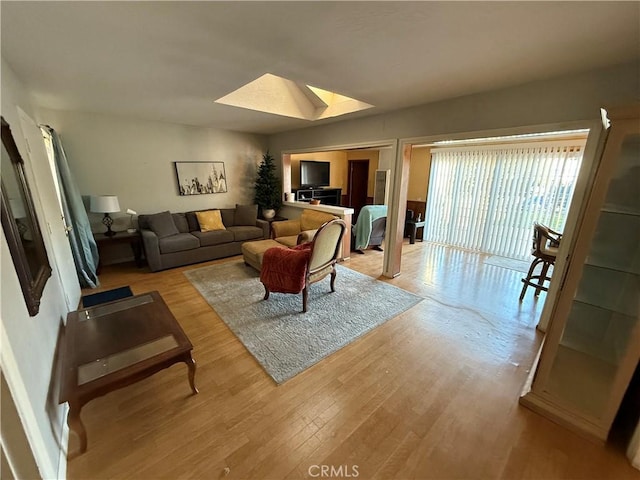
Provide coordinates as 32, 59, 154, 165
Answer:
300, 160, 330, 188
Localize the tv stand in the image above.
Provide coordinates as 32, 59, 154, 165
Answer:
293, 187, 342, 206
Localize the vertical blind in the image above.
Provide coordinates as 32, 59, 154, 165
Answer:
424, 140, 585, 260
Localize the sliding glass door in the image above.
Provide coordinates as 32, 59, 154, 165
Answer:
424, 139, 586, 260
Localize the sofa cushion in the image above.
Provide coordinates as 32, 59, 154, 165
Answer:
227, 225, 264, 242
242, 239, 285, 271
297, 229, 318, 244
185, 211, 200, 232
158, 233, 199, 254
172, 213, 189, 233
147, 211, 179, 238
275, 235, 299, 247
220, 208, 235, 227
192, 230, 234, 247
235, 204, 258, 226
300, 209, 336, 231
196, 210, 226, 232
271, 219, 301, 239
137, 215, 151, 230
186, 209, 220, 231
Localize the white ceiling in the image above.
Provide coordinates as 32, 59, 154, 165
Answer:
2, 1, 639, 135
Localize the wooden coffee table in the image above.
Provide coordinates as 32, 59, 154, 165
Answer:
59, 291, 198, 456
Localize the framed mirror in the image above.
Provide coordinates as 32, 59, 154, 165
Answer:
1, 116, 51, 316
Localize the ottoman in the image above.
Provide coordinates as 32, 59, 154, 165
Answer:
242, 239, 286, 271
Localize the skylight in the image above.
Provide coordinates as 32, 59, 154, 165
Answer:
215, 73, 373, 121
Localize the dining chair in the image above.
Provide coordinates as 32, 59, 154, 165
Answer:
519, 223, 562, 301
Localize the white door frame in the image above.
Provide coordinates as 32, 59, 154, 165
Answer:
16, 107, 80, 311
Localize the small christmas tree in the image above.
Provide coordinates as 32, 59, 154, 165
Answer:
254, 151, 282, 214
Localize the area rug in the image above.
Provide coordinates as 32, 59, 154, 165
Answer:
184, 260, 422, 384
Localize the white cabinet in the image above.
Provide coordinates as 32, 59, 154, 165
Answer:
521, 105, 640, 441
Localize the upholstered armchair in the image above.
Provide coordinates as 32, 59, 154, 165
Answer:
260, 219, 347, 312
352, 205, 387, 253
270, 209, 337, 246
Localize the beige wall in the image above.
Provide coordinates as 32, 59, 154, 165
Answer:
1, 57, 70, 479
289, 149, 380, 197
408, 147, 431, 202
1, 78, 269, 478
3, 57, 640, 475
269, 62, 639, 172
36, 108, 268, 232
290, 151, 347, 190
346, 150, 379, 197
269, 60, 639, 288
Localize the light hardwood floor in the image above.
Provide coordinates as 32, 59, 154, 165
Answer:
68, 242, 639, 479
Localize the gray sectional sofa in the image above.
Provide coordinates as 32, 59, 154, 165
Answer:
138, 204, 269, 272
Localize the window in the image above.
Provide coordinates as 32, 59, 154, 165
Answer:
424, 136, 586, 260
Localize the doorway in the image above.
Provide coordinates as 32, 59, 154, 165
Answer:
347, 159, 369, 221
282, 145, 394, 276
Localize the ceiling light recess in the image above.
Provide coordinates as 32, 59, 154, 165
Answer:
215, 73, 373, 121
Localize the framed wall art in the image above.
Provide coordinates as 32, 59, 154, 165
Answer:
174, 162, 227, 195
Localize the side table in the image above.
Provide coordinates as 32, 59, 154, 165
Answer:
93, 231, 144, 273
406, 220, 426, 244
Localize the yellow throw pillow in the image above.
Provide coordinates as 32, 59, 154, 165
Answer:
196, 210, 226, 232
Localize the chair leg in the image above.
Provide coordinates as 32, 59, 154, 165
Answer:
520, 258, 542, 301
302, 287, 308, 313
520, 257, 555, 301
519, 282, 528, 302
330, 269, 337, 293
536, 261, 551, 297
409, 224, 417, 244
263, 283, 270, 300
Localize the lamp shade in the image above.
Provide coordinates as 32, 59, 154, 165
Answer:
90, 195, 120, 213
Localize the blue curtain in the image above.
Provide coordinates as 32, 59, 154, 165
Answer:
41, 126, 100, 288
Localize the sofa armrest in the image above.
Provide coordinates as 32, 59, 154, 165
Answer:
256, 219, 270, 239
140, 229, 162, 272
296, 229, 318, 245
271, 219, 301, 239
300, 209, 338, 230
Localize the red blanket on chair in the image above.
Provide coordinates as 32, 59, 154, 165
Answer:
260, 243, 312, 294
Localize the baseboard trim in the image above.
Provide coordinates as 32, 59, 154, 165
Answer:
519, 390, 607, 444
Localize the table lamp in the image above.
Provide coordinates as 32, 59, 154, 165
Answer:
126, 208, 137, 233
90, 195, 120, 237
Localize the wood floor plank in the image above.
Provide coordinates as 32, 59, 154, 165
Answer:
66, 243, 639, 479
